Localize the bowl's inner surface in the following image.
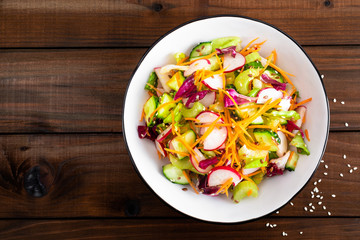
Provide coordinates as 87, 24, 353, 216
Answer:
123, 16, 329, 223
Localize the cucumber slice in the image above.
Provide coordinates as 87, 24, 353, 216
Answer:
190, 42, 212, 60
285, 151, 299, 171
157, 93, 176, 119
253, 129, 278, 152
250, 116, 264, 125
163, 103, 183, 124
233, 180, 258, 203
143, 96, 159, 127
263, 67, 284, 83
169, 154, 199, 173
238, 144, 268, 163
290, 132, 310, 155
162, 163, 188, 185
234, 68, 260, 95
171, 130, 196, 159
144, 72, 158, 95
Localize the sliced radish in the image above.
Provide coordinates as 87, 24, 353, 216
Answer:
154, 67, 171, 92
202, 74, 224, 90
207, 166, 242, 187
294, 106, 306, 128
184, 59, 211, 77
190, 147, 213, 174
223, 52, 245, 73
278, 97, 291, 111
159, 64, 189, 74
196, 111, 224, 123
270, 151, 291, 170
155, 141, 167, 157
199, 91, 216, 107
276, 131, 288, 157
203, 127, 228, 151
242, 167, 260, 176
256, 88, 283, 104
156, 125, 173, 142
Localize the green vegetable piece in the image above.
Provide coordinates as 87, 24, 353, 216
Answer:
167, 71, 185, 91
253, 129, 278, 152
200, 149, 216, 158
163, 103, 183, 124
265, 110, 300, 120
211, 36, 241, 52
175, 52, 186, 63
238, 144, 268, 164
248, 88, 260, 97
143, 95, 159, 127
244, 60, 264, 71
171, 130, 196, 159
262, 67, 284, 83
244, 158, 268, 169
162, 163, 189, 185
290, 132, 310, 155
144, 72, 158, 95
169, 154, 198, 173
268, 151, 279, 160
233, 180, 258, 203
207, 56, 220, 71
225, 72, 236, 85
190, 42, 212, 60
250, 116, 264, 125
252, 78, 270, 90
251, 171, 265, 185
285, 151, 299, 171
245, 52, 261, 64
181, 102, 205, 118
234, 102, 257, 119
157, 93, 176, 119
234, 68, 260, 95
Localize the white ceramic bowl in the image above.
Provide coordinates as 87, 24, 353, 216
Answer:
123, 15, 329, 223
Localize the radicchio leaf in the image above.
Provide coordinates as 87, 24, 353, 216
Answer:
223, 88, 257, 107
261, 74, 287, 91
137, 125, 158, 141
198, 156, 219, 170
286, 120, 305, 138
216, 46, 237, 58
196, 175, 220, 195
185, 90, 210, 108
174, 74, 196, 100
266, 162, 284, 177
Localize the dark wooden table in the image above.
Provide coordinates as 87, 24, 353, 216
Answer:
0, 1, 359, 239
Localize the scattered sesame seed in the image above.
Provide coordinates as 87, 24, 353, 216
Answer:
343, 154, 347, 159
333, 98, 336, 102
266, 223, 270, 227
350, 169, 353, 173
341, 101, 345, 104
320, 196, 324, 200
290, 202, 294, 206
321, 74, 324, 79
325, 165, 328, 169
345, 122, 349, 127
324, 172, 328, 176
282, 232, 288, 236
312, 205, 316, 210
270, 224, 274, 228
354, 167, 358, 171
314, 187, 319, 193
314, 181, 317, 185
300, 232, 303, 235
318, 179, 322, 183
311, 191, 314, 195
273, 224, 277, 227
276, 211, 279, 214
309, 203, 313, 206
332, 194, 336, 198
347, 164, 351, 168
311, 195, 315, 198
340, 173, 344, 177
328, 212, 331, 216
309, 209, 314, 212
320, 160, 324, 163
323, 206, 326, 210
304, 207, 308, 211
318, 201, 322, 205
316, 195, 320, 198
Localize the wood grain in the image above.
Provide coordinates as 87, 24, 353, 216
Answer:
0, 46, 359, 133
0, 0, 359, 48
0, 218, 359, 240
0, 132, 358, 218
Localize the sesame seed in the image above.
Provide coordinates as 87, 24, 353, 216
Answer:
325, 164, 328, 169
341, 101, 345, 104
345, 122, 349, 127
318, 202, 322, 205
333, 98, 336, 102
318, 179, 322, 183
266, 223, 270, 227
323, 206, 326, 210
320, 196, 324, 200
350, 169, 353, 173
340, 173, 344, 177
332, 194, 336, 198
314, 187, 319, 193
311, 195, 315, 198
276, 211, 279, 214
304, 207, 308, 211
316, 195, 321, 198
347, 164, 351, 168
273, 224, 277, 227
270, 224, 274, 228
300, 232, 303, 235
311, 191, 314, 195
309, 203, 313, 206
314, 181, 317, 185
320, 160, 324, 163
290, 202, 294, 206
282, 232, 288, 236
343, 154, 347, 159
328, 212, 331, 216
324, 172, 328, 176
354, 167, 358, 171
309, 209, 314, 212
321, 74, 324, 79
312, 205, 316, 210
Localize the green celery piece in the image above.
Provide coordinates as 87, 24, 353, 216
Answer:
211, 36, 241, 51
175, 52, 186, 63
244, 158, 268, 169
245, 52, 261, 64
265, 110, 300, 120
290, 132, 310, 155
234, 68, 260, 95
248, 88, 260, 97
163, 103, 183, 124
233, 180, 258, 203
181, 102, 205, 118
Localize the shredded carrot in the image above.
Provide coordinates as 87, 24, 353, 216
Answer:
289, 151, 295, 162
148, 98, 182, 120
245, 170, 262, 177
215, 177, 233, 196
294, 97, 312, 109
268, 62, 295, 88
240, 38, 259, 54
302, 112, 307, 124
164, 148, 189, 157
191, 115, 222, 148
278, 128, 295, 137
177, 56, 189, 65
184, 118, 200, 122
182, 170, 199, 194
179, 51, 217, 66
305, 129, 310, 141
246, 189, 253, 196
259, 53, 273, 76
271, 49, 277, 64
140, 110, 144, 122
157, 150, 162, 160
146, 83, 163, 96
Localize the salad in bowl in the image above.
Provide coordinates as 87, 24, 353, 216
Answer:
137, 36, 312, 203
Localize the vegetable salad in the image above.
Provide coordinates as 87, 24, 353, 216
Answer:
138, 36, 311, 203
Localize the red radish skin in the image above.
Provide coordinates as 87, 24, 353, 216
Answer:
190, 147, 213, 174
242, 167, 260, 176
207, 166, 242, 187
155, 141, 167, 157
202, 74, 224, 90
183, 92, 216, 108
223, 52, 246, 73
184, 59, 211, 77
256, 88, 283, 104
196, 111, 224, 123
156, 125, 173, 142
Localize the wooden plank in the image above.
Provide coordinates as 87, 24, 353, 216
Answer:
0, 132, 358, 218
0, 46, 359, 133
0, 0, 359, 48
0, 218, 359, 239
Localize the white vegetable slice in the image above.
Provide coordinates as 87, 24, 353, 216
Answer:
223, 52, 246, 73
276, 131, 288, 157
256, 88, 283, 104
270, 151, 291, 170
208, 166, 242, 186
184, 59, 211, 77
154, 67, 171, 92
202, 74, 224, 90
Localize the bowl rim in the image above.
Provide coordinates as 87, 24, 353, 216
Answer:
122, 14, 330, 223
